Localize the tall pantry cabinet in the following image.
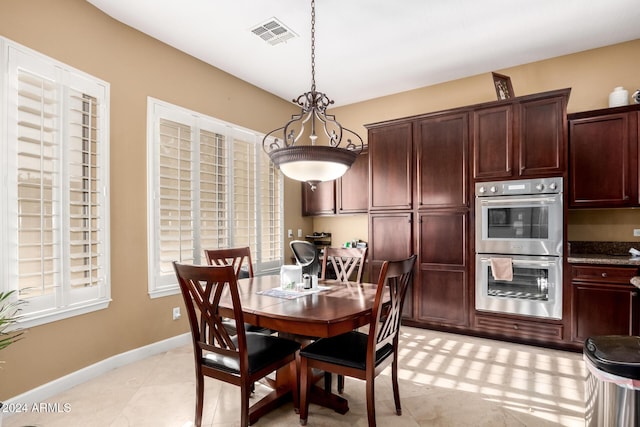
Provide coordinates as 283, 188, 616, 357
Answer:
366, 111, 470, 327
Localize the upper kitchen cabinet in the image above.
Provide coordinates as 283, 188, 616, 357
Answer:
472, 89, 570, 181
568, 104, 640, 208
472, 104, 513, 180
367, 121, 413, 211
336, 149, 369, 214
301, 148, 369, 216
301, 180, 335, 216
415, 112, 469, 209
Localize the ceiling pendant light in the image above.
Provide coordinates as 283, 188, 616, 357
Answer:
262, 0, 363, 191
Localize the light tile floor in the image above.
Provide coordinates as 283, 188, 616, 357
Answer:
4, 327, 586, 426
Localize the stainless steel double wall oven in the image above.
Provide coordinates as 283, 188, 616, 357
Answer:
475, 177, 563, 320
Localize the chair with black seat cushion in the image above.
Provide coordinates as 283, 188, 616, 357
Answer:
173, 262, 300, 427
320, 246, 368, 392
299, 254, 417, 427
204, 247, 270, 335
290, 240, 321, 278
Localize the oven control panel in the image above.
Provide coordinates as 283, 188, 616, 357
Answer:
476, 177, 563, 197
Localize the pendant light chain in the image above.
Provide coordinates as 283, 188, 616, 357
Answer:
310, 0, 316, 93
261, 0, 363, 188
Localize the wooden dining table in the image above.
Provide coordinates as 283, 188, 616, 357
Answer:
217, 274, 382, 417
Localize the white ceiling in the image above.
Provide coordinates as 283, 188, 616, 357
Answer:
87, 0, 640, 107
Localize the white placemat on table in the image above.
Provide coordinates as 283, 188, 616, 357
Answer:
256, 285, 331, 300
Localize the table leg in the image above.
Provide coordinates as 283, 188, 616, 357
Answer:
277, 333, 351, 415
309, 384, 349, 414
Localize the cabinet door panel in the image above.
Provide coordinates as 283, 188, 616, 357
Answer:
417, 269, 467, 326
416, 113, 469, 209
301, 180, 335, 216
418, 211, 467, 267
337, 150, 369, 214
572, 284, 638, 343
369, 123, 413, 210
519, 96, 565, 177
416, 211, 468, 326
569, 113, 634, 207
473, 105, 513, 180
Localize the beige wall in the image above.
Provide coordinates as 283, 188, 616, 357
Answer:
1, 0, 639, 399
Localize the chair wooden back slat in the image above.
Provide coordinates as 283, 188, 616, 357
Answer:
173, 262, 247, 367
321, 247, 368, 283
369, 255, 416, 358
204, 247, 254, 278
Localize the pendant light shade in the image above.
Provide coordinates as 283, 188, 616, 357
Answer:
262, 0, 363, 190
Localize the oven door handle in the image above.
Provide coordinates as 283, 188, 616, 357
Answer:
478, 257, 556, 266
478, 196, 558, 205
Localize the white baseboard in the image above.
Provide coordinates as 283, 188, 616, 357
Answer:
3, 333, 190, 410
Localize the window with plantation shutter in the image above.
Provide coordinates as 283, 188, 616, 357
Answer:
1, 37, 110, 327
147, 98, 283, 298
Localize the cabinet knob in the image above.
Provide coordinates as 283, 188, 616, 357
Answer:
632, 292, 638, 297
513, 324, 519, 330
602, 272, 608, 278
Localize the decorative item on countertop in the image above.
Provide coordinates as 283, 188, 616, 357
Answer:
280, 264, 302, 290
632, 89, 640, 104
608, 86, 629, 107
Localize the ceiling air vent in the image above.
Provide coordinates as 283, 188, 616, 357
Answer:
251, 17, 297, 46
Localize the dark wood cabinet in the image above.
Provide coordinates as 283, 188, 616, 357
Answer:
301, 180, 335, 216
368, 122, 413, 211
473, 313, 564, 343
472, 104, 513, 180
415, 113, 469, 209
366, 111, 470, 326
337, 150, 369, 214
415, 211, 469, 327
362, 89, 571, 345
571, 264, 639, 343
412, 113, 470, 328
301, 149, 369, 216
518, 95, 566, 177
472, 89, 570, 181
568, 105, 640, 208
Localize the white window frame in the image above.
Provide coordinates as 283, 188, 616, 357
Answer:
147, 98, 284, 298
0, 37, 111, 328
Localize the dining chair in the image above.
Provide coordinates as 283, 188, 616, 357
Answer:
298, 254, 417, 427
321, 246, 368, 283
204, 247, 270, 335
320, 246, 368, 393
204, 246, 254, 279
290, 240, 321, 278
173, 262, 300, 427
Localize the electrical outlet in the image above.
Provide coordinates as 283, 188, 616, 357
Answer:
287, 229, 293, 238
298, 229, 303, 237
634, 229, 640, 237
172, 307, 181, 320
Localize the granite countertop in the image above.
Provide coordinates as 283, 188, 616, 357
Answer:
567, 241, 640, 266
567, 253, 640, 266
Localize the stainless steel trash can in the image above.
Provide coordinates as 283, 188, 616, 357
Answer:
584, 336, 640, 426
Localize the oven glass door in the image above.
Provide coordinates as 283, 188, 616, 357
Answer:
475, 255, 562, 319
476, 194, 563, 256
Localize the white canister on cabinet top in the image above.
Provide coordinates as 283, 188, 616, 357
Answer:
609, 86, 629, 107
